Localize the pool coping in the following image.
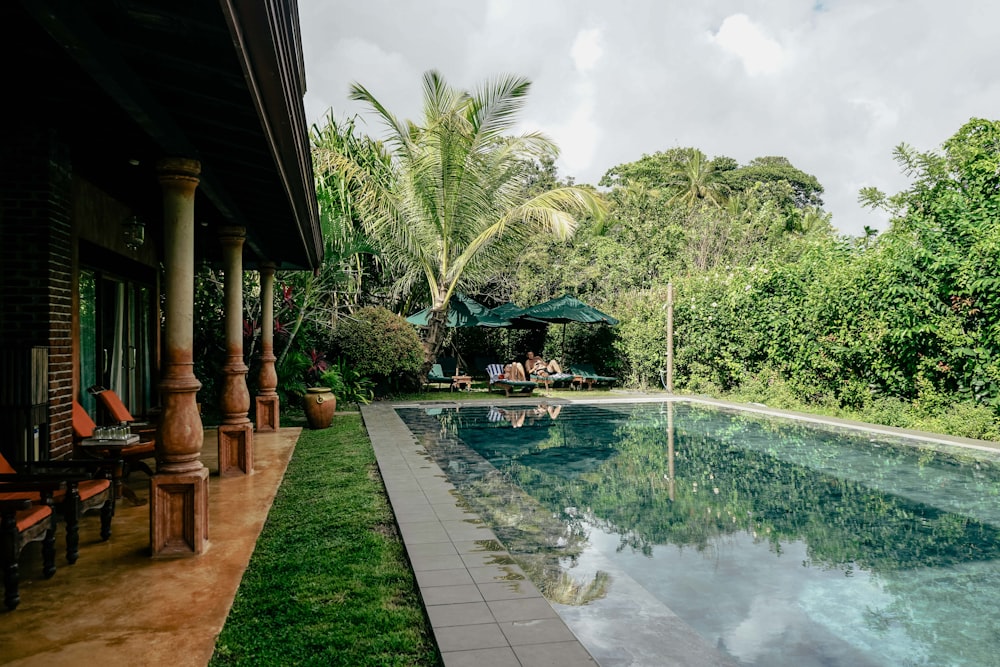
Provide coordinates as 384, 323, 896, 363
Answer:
362, 393, 1000, 667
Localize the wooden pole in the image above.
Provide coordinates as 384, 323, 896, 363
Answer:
666, 282, 674, 393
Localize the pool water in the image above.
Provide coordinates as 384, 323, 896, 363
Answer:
398, 402, 1000, 667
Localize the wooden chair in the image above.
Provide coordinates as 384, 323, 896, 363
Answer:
0, 449, 113, 567
0, 486, 58, 610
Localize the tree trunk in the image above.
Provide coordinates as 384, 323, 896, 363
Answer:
420, 306, 449, 377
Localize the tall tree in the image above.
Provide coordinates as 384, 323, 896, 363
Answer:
720, 156, 825, 210
326, 71, 606, 369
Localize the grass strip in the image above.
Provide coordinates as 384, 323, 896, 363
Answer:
211, 415, 440, 666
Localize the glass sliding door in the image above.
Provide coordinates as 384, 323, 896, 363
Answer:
79, 269, 157, 419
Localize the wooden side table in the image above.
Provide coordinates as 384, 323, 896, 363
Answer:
78, 435, 143, 504
451, 375, 472, 391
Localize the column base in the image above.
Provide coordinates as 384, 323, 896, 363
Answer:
218, 421, 254, 477
255, 394, 280, 432
150, 466, 209, 557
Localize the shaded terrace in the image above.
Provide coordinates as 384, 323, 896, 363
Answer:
0, 427, 298, 666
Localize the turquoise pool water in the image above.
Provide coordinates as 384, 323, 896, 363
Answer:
398, 401, 1000, 667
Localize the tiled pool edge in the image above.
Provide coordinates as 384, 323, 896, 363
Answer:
361, 402, 599, 667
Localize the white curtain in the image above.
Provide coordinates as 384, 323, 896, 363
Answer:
109, 281, 126, 397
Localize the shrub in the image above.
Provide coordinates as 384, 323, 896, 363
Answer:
329, 307, 424, 396
319, 360, 374, 406
275, 349, 310, 406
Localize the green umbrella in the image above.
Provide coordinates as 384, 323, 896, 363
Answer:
483, 303, 548, 329
518, 294, 618, 325
406, 293, 511, 328
517, 294, 618, 363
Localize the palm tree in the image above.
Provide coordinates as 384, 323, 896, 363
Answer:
666, 148, 729, 209
859, 224, 879, 249
325, 70, 606, 369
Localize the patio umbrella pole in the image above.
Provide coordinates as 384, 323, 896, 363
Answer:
561, 323, 566, 367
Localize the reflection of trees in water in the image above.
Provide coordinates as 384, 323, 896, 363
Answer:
406, 403, 1000, 665
458, 467, 611, 606
500, 403, 1000, 576
400, 406, 613, 607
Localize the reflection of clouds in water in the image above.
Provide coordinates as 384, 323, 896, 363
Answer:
582, 528, 890, 666
724, 594, 801, 663
799, 567, 928, 666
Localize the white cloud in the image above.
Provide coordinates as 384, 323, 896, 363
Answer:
849, 97, 900, 132
298, 0, 1000, 236
550, 96, 601, 175
709, 13, 789, 76
571, 28, 604, 72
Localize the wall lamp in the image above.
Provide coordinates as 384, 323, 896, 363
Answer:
122, 215, 145, 250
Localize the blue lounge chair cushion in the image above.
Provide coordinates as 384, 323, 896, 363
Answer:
427, 364, 452, 384
569, 364, 616, 387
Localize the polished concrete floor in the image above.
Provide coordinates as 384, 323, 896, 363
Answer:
0, 427, 300, 667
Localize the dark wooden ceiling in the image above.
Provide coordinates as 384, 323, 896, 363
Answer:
5, 0, 322, 269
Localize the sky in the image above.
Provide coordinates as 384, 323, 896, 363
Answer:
298, 0, 1000, 237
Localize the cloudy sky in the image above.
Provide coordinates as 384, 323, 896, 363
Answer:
298, 0, 999, 236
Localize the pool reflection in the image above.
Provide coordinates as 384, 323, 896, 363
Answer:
399, 402, 1000, 667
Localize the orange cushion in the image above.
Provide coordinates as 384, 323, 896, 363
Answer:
0, 451, 16, 475
16, 504, 52, 532
96, 390, 134, 423
68, 479, 111, 502
122, 442, 155, 457
0, 490, 37, 502
72, 401, 96, 439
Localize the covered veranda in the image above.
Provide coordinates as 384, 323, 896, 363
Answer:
1, 0, 321, 573
0, 426, 299, 665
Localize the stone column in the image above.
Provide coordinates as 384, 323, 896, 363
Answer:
217, 226, 253, 476
255, 262, 279, 432
150, 157, 208, 557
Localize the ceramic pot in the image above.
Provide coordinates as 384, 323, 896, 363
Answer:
303, 387, 336, 429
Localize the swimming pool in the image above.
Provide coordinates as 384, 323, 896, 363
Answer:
398, 400, 1000, 667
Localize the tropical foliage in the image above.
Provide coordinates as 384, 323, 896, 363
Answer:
314, 70, 606, 369
194, 74, 997, 438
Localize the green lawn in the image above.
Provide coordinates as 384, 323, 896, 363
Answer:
210, 414, 441, 666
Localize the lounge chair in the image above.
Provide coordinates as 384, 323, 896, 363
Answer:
425, 363, 453, 390
72, 400, 151, 508
438, 357, 459, 377
568, 363, 617, 390
486, 364, 537, 397
529, 370, 576, 393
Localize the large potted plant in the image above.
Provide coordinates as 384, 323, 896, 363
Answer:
302, 349, 337, 429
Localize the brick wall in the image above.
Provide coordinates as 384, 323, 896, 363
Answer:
0, 129, 75, 458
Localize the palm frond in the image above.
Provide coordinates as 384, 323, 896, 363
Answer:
467, 73, 532, 139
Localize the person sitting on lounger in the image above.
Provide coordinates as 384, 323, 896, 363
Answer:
525, 352, 561, 377
503, 361, 527, 381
